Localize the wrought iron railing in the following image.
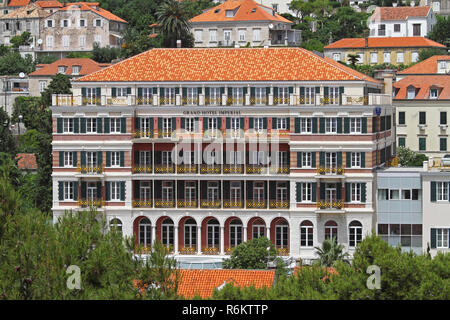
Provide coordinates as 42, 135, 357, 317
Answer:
226, 97, 244, 106
223, 165, 244, 174
154, 165, 175, 173
200, 164, 221, 174
179, 246, 197, 255
246, 200, 267, 209
133, 130, 153, 139
204, 97, 222, 105
176, 165, 198, 174
82, 97, 101, 105
177, 200, 198, 208
136, 97, 153, 105
132, 165, 152, 174
200, 199, 221, 208
269, 200, 289, 209
159, 97, 175, 105
316, 200, 344, 210
78, 198, 104, 208
157, 130, 173, 138
181, 97, 199, 105
202, 246, 219, 255
77, 165, 103, 174
154, 199, 175, 208
246, 165, 266, 174
223, 200, 243, 208
106, 97, 127, 105
273, 97, 289, 105
132, 199, 153, 207
250, 97, 268, 105
317, 167, 345, 175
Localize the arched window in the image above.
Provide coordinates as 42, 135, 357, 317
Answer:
161, 218, 174, 247
207, 219, 220, 249
229, 219, 242, 248
139, 218, 151, 247
300, 220, 313, 247
184, 218, 197, 248
110, 218, 122, 234
252, 218, 266, 239
325, 220, 338, 242
275, 220, 289, 249
349, 221, 362, 247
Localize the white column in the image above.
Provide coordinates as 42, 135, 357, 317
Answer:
266, 226, 271, 241
197, 225, 202, 254
220, 226, 225, 255
174, 226, 179, 254
151, 225, 156, 245
243, 226, 247, 242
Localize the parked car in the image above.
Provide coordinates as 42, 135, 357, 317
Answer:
441, 154, 450, 166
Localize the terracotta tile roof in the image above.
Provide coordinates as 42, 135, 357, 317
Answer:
35, 0, 63, 8
7, 0, 30, 7
58, 2, 127, 23
177, 269, 275, 299
77, 47, 381, 83
398, 55, 450, 75
15, 153, 37, 170
371, 6, 431, 21
190, 0, 292, 24
29, 58, 109, 77
394, 75, 450, 100
1, 2, 50, 19
324, 37, 446, 49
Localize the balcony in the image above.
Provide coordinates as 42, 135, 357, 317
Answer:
106, 97, 128, 105
273, 97, 289, 105
202, 246, 220, 255
200, 164, 221, 174
182, 97, 199, 106
204, 97, 221, 105
317, 167, 345, 176
132, 165, 152, 174
223, 200, 244, 209
82, 97, 101, 106
177, 200, 198, 208
176, 165, 198, 174
132, 199, 153, 208
159, 97, 176, 106
269, 200, 289, 209
250, 97, 268, 105
276, 248, 289, 256
133, 130, 154, 139
154, 165, 175, 174
316, 200, 344, 210
179, 246, 197, 255
246, 200, 267, 209
226, 97, 245, 106
276, 166, 290, 174
54, 94, 74, 106
77, 165, 103, 174
154, 199, 175, 208
157, 130, 173, 139
136, 96, 153, 105
246, 165, 267, 174
78, 198, 104, 208
223, 165, 244, 174
200, 200, 221, 209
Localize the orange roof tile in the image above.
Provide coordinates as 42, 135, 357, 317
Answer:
371, 6, 431, 21
7, 0, 30, 7
324, 37, 446, 49
190, 0, 291, 24
15, 153, 37, 170
394, 75, 450, 100
177, 269, 275, 299
35, 0, 63, 8
398, 55, 450, 75
29, 58, 109, 77
58, 2, 127, 23
77, 47, 381, 83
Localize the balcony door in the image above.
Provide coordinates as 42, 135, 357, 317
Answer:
140, 118, 151, 135
161, 218, 174, 248
276, 182, 288, 202
254, 182, 265, 202
87, 151, 97, 170
184, 218, 197, 248
207, 181, 219, 202
87, 182, 97, 202
325, 152, 337, 172
140, 181, 151, 202
230, 182, 241, 203
139, 151, 151, 167
207, 219, 220, 249
185, 181, 196, 202
162, 181, 173, 201
325, 183, 337, 203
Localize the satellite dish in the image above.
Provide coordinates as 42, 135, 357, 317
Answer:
29, 44, 34, 49
268, 24, 273, 29
37, 38, 43, 45
19, 72, 25, 78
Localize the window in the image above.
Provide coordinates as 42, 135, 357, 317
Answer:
398, 112, 405, 125
223, 29, 232, 43
229, 219, 242, 248
64, 152, 73, 167
163, 87, 175, 105
440, 138, 447, 152
276, 182, 288, 201
441, 112, 447, 125
231, 117, 240, 131
208, 87, 221, 105
383, 52, 391, 64
46, 35, 54, 48
437, 182, 448, 201
61, 19, 70, 27
86, 152, 97, 168
225, 10, 234, 17
407, 86, 416, 99
139, 151, 151, 167
254, 182, 265, 201
110, 118, 121, 133
389, 189, 399, 200
378, 24, 386, 36
349, 221, 362, 247
332, 53, 341, 61
161, 218, 174, 247
412, 189, 420, 200
275, 221, 288, 249
300, 220, 313, 247
254, 87, 266, 105
302, 152, 312, 167
63, 118, 73, 133
397, 52, 404, 63
436, 229, 449, 248
58, 66, 67, 74
272, 3, 279, 11
39, 81, 47, 93
184, 218, 196, 248
277, 87, 289, 105
300, 118, 312, 133
110, 219, 122, 233
325, 118, 337, 133
351, 183, 362, 202
111, 151, 120, 167
328, 87, 339, 105
72, 65, 81, 75
419, 137, 426, 151
304, 87, 315, 105
79, 35, 86, 48
370, 52, 377, 64
398, 137, 406, 147
350, 118, 361, 133
302, 183, 312, 202
433, 1, 441, 12
378, 189, 388, 200
86, 118, 97, 133
276, 117, 287, 130
139, 218, 151, 247
26, 21, 31, 31
194, 29, 202, 42
253, 28, 261, 41
413, 24, 421, 36
94, 19, 102, 27
185, 118, 195, 133
252, 219, 265, 239
209, 29, 217, 42
325, 220, 338, 242
402, 189, 411, 200
254, 117, 263, 132
110, 181, 120, 200
357, 53, 363, 64
412, 51, 419, 63
238, 29, 245, 41
351, 152, 361, 168
419, 112, 426, 125
394, 24, 401, 32
64, 181, 74, 200
79, 19, 86, 27
430, 88, 438, 99
94, 35, 102, 45
207, 219, 220, 248
162, 181, 173, 201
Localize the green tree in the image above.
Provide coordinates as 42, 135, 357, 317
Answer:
418, 47, 448, 62
223, 237, 277, 269
397, 146, 428, 167
428, 15, 450, 46
314, 239, 349, 267
41, 73, 72, 107
0, 108, 16, 155
301, 39, 325, 52
347, 53, 359, 66
156, 0, 192, 48
0, 51, 35, 75
91, 43, 120, 62
35, 55, 59, 65
10, 32, 32, 49
120, 29, 162, 59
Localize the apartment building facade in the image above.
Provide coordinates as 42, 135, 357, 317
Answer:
50, 48, 394, 261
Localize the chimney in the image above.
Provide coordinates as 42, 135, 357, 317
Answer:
411, 1, 415, 6
365, 37, 368, 48
176, 40, 182, 48
393, 2, 397, 7
380, 69, 395, 96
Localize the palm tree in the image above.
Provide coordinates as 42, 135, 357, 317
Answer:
347, 53, 359, 67
156, 0, 192, 48
314, 238, 349, 267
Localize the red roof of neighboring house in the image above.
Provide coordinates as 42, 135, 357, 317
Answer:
29, 58, 110, 77
78, 47, 380, 83
324, 37, 446, 49
370, 6, 431, 21
190, 0, 292, 23
7, 0, 31, 7
177, 269, 275, 299
15, 153, 38, 170
35, 0, 63, 8
398, 55, 450, 74
394, 75, 450, 100
58, 2, 127, 23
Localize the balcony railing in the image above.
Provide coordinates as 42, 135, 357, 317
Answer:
246, 165, 266, 174
226, 97, 245, 106
317, 167, 345, 176
223, 200, 243, 208
133, 130, 153, 139
154, 165, 175, 173
316, 200, 344, 210
177, 200, 198, 208
200, 200, 221, 208
202, 246, 219, 255
157, 130, 173, 138
250, 97, 268, 105
204, 97, 222, 105
154, 199, 175, 208
82, 97, 101, 105
179, 246, 197, 255
106, 97, 127, 105
276, 248, 289, 256
223, 165, 244, 174
200, 164, 221, 174
132, 199, 153, 208
77, 165, 103, 174
78, 198, 104, 208
276, 166, 290, 174
159, 97, 176, 105
269, 200, 289, 209
176, 165, 198, 174
54, 94, 74, 106
246, 200, 267, 209
182, 97, 199, 105
137, 97, 153, 105
132, 165, 152, 174
273, 97, 289, 105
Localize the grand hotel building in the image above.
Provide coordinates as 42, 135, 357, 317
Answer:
51, 48, 394, 261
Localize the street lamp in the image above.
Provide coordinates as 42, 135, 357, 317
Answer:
18, 114, 23, 135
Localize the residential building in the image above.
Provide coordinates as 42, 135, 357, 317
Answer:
15, 153, 38, 172
421, 0, 450, 17
324, 37, 446, 66
376, 168, 423, 254
0, 75, 29, 116
40, 2, 127, 58
217, 0, 294, 15
369, 6, 436, 38
190, 0, 301, 48
28, 58, 110, 96
50, 47, 394, 262
394, 56, 450, 159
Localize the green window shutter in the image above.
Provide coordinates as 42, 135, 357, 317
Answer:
134, 117, 140, 131
81, 181, 86, 199
430, 228, 436, 249
80, 118, 86, 133
97, 151, 103, 167
112, 87, 117, 97
345, 183, 351, 202
337, 152, 342, 166
361, 183, 366, 203
286, 118, 290, 131
73, 181, 78, 201
175, 87, 180, 95
96, 88, 101, 105
226, 117, 231, 129
243, 87, 248, 95
74, 118, 79, 133
81, 151, 86, 166
220, 87, 225, 95
266, 87, 270, 95
337, 117, 342, 133
217, 117, 222, 130
398, 137, 405, 147
288, 87, 293, 94
59, 151, 64, 167
339, 86, 344, 94
419, 137, 426, 151
134, 150, 139, 165
97, 118, 102, 133
152, 87, 157, 95
361, 152, 365, 168
272, 117, 277, 129
312, 183, 317, 202
319, 152, 325, 167
295, 118, 300, 133
120, 182, 125, 201
344, 118, 350, 133
319, 118, 325, 133
172, 117, 177, 131
240, 117, 244, 129
121, 117, 126, 133
182, 87, 187, 98
104, 117, 110, 134
440, 138, 447, 151
81, 87, 87, 97
127, 87, 131, 95
320, 183, 325, 201
296, 182, 302, 202
248, 117, 254, 129
134, 180, 140, 199
250, 87, 255, 98
105, 182, 110, 201
57, 118, 62, 133
312, 152, 316, 168
312, 117, 318, 133
180, 117, 185, 129
106, 151, 111, 167
198, 87, 202, 95
297, 152, 302, 168
205, 87, 210, 99
346, 152, 351, 168
149, 117, 154, 131
158, 118, 162, 131
273, 87, 278, 98
58, 181, 63, 200
73, 152, 77, 167
324, 87, 329, 96
362, 117, 367, 133
96, 182, 102, 199
337, 183, 342, 200
431, 181, 436, 202
300, 87, 305, 96
137, 88, 143, 97
203, 117, 208, 130
159, 87, 164, 97
263, 118, 267, 129
120, 151, 124, 167
315, 87, 320, 94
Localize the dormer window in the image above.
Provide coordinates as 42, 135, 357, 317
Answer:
430, 88, 438, 99
225, 10, 234, 17
407, 86, 416, 99
58, 66, 68, 74
72, 65, 81, 75
214, 9, 220, 13
440, 61, 447, 69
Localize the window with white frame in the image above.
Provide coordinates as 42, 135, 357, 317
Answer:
64, 152, 73, 167
231, 117, 240, 131
304, 87, 315, 105
46, 35, 54, 48
94, 35, 102, 45
64, 181, 74, 200
430, 88, 438, 99
86, 118, 96, 133
209, 87, 221, 105
254, 182, 265, 201
61, 19, 70, 27
62, 35, 70, 48
238, 29, 245, 41
110, 118, 121, 133
351, 152, 361, 168
139, 151, 151, 166
39, 81, 47, 93
300, 220, 313, 247
162, 181, 173, 200
357, 52, 363, 64
332, 53, 341, 61
370, 52, 377, 64
186, 87, 198, 105
79, 19, 86, 27
436, 228, 448, 248
163, 118, 172, 136
325, 118, 337, 133
58, 66, 67, 74
278, 87, 289, 105
79, 35, 86, 48
254, 117, 263, 132
63, 118, 73, 133
328, 87, 339, 105
412, 51, 419, 63
110, 181, 120, 200
209, 29, 217, 42
72, 65, 81, 75
383, 52, 391, 64
437, 182, 448, 201
325, 221, 338, 242
111, 151, 120, 167
232, 87, 244, 105
94, 19, 102, 27
255, 87, 266, 105
300, 118, 312, 133
194, 29, 202, 42
185, 118, 195, 132
252, 28, 261, 41
302, 152, 312, 167
223, 29, 232, 42
349, 221, 362, 247
407, 86, 416, 99
397, 52, 404, 63
351, 183, 362, 202
302, 183, 312, 202
350, 118, 361, 133
46, 19, 54, 28
277, 117, 287, 130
